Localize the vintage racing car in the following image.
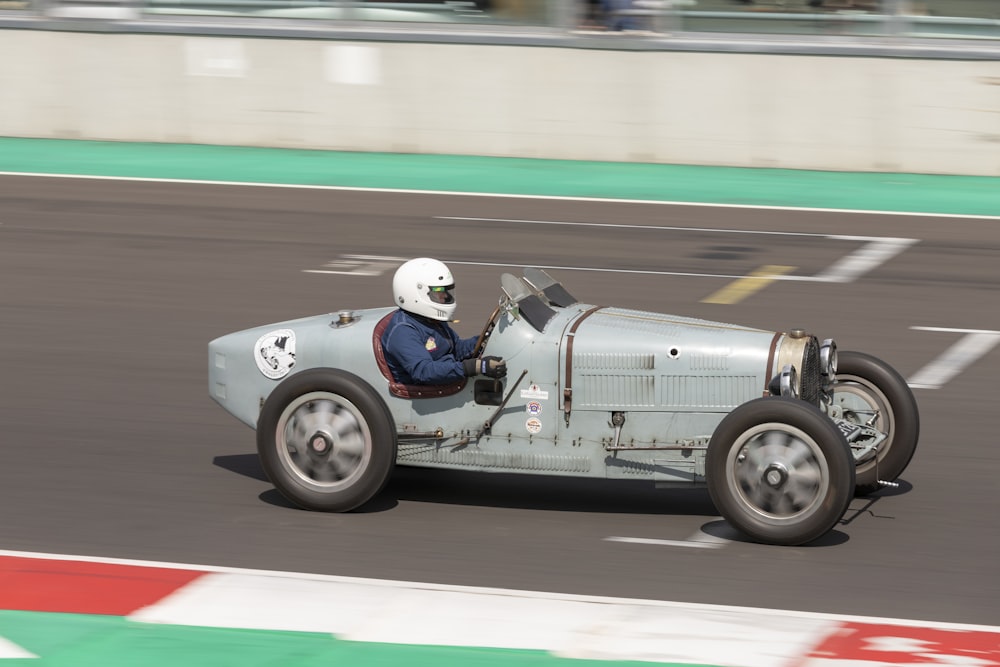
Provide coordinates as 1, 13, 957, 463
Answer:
208, 268, 919, 545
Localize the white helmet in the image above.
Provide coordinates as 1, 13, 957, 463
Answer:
392, 258, 457, 321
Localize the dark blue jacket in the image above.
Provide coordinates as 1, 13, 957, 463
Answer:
381, 309, 478, 385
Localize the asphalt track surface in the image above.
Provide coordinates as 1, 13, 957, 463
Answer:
2, 148, 999, 628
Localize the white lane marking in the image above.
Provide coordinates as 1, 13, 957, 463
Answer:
3, 172, 1000, 221
604, 537, 722, 549
303, 254, 406, 276
813, 237, 919, 283
0, 636, 37, 659
434, 220, 918, 285
605, 531, 730, 549
444, 259, 748, 280
304, 253, 751, 279
908, 327, 1000, 390
436, 216, 836, 237
2, 549, 999, 632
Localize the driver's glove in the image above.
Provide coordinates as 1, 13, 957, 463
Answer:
463, 356, 507, 379
481, 356, 507, 379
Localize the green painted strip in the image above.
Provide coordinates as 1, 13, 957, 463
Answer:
0, 611, 712, 666
1, 137, 998, 217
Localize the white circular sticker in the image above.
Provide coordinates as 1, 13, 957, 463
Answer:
526, 417, 542, 434
254, 329, 297, 380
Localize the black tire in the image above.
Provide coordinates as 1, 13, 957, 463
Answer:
832, 351, 920, 496
707, 397, 855, 546
256, 368, 397, 512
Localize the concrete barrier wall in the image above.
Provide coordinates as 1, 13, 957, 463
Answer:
3, 29, 999, 175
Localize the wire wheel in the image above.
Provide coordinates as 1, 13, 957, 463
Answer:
832, 351, 919, 495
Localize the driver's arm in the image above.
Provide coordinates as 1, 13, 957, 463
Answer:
454, 331, 479, 361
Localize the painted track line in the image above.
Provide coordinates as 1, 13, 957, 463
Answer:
1, 549, 997, 632
604, 535, 729, 549
908, 327, 1000, 389
2, 550, 999, 667
2, 171, 1000, 220
0, 636, 36, 659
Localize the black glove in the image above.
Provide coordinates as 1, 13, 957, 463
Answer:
462, 356, 507, 379
481, 356, 507, 379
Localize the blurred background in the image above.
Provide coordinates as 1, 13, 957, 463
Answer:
2, 0, 999, 175
4, 0, 1000, 37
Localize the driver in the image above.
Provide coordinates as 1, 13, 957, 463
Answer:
381, 258, 506, 386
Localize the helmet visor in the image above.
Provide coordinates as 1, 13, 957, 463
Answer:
428, 284, 455, 305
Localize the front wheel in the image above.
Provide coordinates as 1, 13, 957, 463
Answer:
256, 368, 397, 512
831, 351, 919, 496
707, 397, 855, 546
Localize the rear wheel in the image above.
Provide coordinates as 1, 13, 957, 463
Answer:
257, 368, 397, 511
707, 397, 855, 546
832, 351, 919, 496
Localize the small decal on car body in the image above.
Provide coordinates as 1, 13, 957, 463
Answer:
526, 418, 542, 434
254, 329, 296, 380
526, 401, 542, 416
520, 384, 549, 400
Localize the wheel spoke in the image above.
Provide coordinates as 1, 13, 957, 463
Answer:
311, 461, 340, 483
760, 430, 791, 450
790, 464, 821, 489
744, 442, 768, 469
770, 491, 794, 516
336, 430, 366, 459
741, 479, 767, 507
756, 431, 790, 463
331, 410, 360, 438
784, 439, 815, 469
288, 447, 308, 470
784, 474, 819, 509
286, 415, 308, 449
326, 454, 353, 481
